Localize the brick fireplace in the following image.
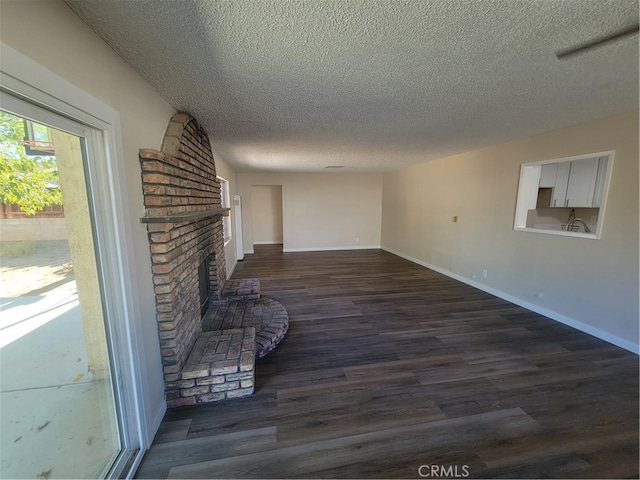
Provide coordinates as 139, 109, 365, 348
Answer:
139, 113, 229, 400
140, 112, 289, 407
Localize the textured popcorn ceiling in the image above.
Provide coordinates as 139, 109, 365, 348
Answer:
65, 0, 638, 172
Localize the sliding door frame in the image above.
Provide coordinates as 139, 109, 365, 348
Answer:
0, 43, 153, 478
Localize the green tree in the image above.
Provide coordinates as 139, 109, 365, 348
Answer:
0, 111, 62, 215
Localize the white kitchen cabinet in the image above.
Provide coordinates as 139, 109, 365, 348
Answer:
547, 157, 601, 208
592, 156, 608, 207
565, 157, 599, 207
539, 163, 557, 187
550, 161, 570, 207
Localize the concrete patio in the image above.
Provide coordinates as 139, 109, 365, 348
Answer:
1, 276, 119, 478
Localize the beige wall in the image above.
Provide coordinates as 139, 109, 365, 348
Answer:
211, 148, 239, 275
381, 110, 639, 351
238, 173, 383, 253
51, 128, 110, 378
251, 185, 283, 244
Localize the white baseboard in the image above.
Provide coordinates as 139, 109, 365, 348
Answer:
253, 241, 283, 245
226, 259, 238, 278
283, 245, 380, 253
382, 246, 639, 355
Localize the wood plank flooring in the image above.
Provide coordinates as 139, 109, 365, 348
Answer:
135, 245, 639, 479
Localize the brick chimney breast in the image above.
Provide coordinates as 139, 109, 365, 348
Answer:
140, 112, 226, 381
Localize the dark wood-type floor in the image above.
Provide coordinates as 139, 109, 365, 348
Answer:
135, 245, 639, 479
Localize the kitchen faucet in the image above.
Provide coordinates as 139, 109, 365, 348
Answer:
567, 218, 591, 233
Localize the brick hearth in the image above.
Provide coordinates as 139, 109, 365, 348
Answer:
204, 295, 289, 359
167, 328, 256, 406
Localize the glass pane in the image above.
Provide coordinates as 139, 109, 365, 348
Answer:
0, 111, 121, 478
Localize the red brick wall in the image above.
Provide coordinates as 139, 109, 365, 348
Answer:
140, 112, 226, 379
0, 203, 64, 218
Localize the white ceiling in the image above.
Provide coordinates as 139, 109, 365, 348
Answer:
65, 0, 639, 173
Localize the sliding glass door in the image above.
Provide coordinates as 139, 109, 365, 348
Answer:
0, 96, 126, 478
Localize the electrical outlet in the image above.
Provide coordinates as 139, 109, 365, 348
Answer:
482, 269, 488, 278
452, 215, 458, 223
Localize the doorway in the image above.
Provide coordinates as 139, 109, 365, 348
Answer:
250, 185, 283, 247
0, 103, 122, 478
